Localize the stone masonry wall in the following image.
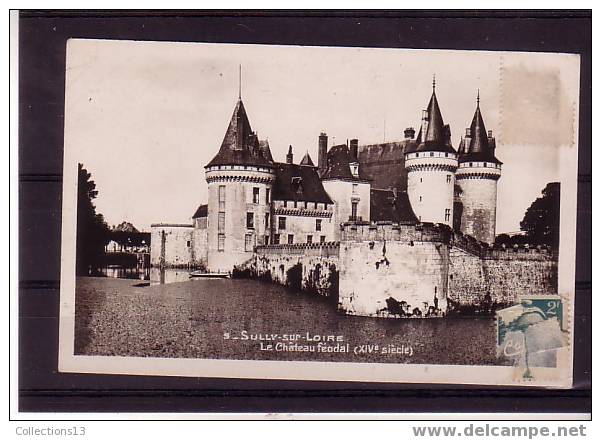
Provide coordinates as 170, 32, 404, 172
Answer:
338, 240, 448, 318
246, 243, 340, 298
447, 239, 557, 307
243, 222, 558, 318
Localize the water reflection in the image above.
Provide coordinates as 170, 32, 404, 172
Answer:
150, 267, 193, 285
95, 265, 150, 280
92, 265, 195, 285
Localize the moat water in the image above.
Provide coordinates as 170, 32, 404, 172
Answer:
76, 273, 503, 365
94, 265, 193, 284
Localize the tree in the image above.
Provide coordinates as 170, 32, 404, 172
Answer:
112, 221, 139, 233
76, 164, 110, 275
519, 182, 561, 248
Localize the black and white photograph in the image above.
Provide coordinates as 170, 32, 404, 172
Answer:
55, 39, 580, 386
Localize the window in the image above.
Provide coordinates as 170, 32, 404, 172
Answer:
419, 196, 422, 202
314, 202, 318, 209
294, 200, 298, 208
351, 201, 358, 221
218, 233, 225, 251
420, 177, 423, 183
265, 188, 270, 205
447, 174, 452, 183
469, 162, 473, 167
316, 219, 322, 231
273, 234, 280, 245
307, 235, 313, 244
186, 240, 191, 248
320, 235, 326, 243
278, 216, 286, 230
445, 208, 451, 222
430, 152, 434, 157
253, 187, 260, 204
304, 201, 308, 209
445, 152, 449, 157
265, 213, 270, 230
288, 234, 294, 244
218, 185, 226, 210
264, 235, 269, 245
246, 212, 254, 229
245, 234, 253, 251
218, 212, 225, 232
352, 183, 358, 194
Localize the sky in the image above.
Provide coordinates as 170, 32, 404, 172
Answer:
64, 40, 580, 233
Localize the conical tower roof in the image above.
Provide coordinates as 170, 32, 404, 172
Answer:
459, 97, 501, 164
206, 99, 274, 168
416, 86, 456, 154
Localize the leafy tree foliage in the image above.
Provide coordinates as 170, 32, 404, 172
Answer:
76, 164, 110, 275
519, 182, 561, 248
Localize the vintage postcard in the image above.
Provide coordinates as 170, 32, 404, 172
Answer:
58, 39, 580, 386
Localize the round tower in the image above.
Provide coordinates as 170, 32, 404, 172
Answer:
455, 93, 502, 244
405, 82, 458, 226
205, 98, 276, 273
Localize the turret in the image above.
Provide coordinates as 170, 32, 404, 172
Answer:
204, 97, 276, 272
455, 92, 502, 244
404, 79, 458, 226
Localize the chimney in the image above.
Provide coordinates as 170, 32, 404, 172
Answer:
286, 145, 293, 164
404, 127, 415, 139
318, 132, 328, 176
349, 139, 359, 162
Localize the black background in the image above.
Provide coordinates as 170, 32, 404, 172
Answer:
18, 10, 592, 415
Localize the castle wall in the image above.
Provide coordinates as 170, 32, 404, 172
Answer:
448, 246, 557, 307
191, 227, 208, 267
447, 247, 486, 305
150, 224, 194, 267
321, 179, 370, 240
338, 240, 448, 318
482, 250, 558, 303
248, 243, 340, 297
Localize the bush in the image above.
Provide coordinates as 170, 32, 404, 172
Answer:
286, 263, 303, 291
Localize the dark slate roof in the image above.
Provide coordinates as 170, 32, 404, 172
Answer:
299, 151, 315, 166
258, 139, 274, 162
370, 189, 418, 223
272, 162, 333, 204
322, 144, 367, 181
416, 91, 456, 154
206, 99, 274, 168
192, 204, 208, 219
459, 104, 502, 164
356, 141, 413, 191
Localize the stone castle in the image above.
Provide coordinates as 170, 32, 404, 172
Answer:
151, 80, 557, 318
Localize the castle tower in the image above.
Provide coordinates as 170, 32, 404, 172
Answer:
404, 80, 458, 226
204, 98, 276, 272
456, 93, 502, 244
